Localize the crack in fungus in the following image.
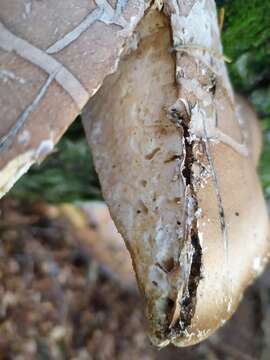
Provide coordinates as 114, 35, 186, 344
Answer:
167, 99, 202, 338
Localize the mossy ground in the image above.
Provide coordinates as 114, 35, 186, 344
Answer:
11, 120, 102, 203
220, 0, 270, 197
11, 0, 270, 202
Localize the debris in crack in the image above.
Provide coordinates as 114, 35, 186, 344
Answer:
167, 99, 202, 336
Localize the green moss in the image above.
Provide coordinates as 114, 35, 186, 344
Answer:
11, 119, 102, 203
250, 88, 270, 117
221, 0, 270, 91
218, 0, 270, 197
258, 119, 270, 198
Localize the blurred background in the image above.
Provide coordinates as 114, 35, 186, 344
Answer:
0, 0, 270, 359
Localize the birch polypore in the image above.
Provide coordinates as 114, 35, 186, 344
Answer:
83, 3, 270, 347
0, 0, 269, 349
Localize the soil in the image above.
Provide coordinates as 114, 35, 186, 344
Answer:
0, 197, 268, 360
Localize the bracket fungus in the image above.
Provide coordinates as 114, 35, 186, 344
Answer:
0, 0, 269, 348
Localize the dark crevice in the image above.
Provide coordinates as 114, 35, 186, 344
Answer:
167, 100, 203, 336
145, 147, 160, 160
179, 228, 202, 330
163, 258, 175, 273
164, 154, 181, 163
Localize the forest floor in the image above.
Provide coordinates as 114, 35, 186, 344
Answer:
0, 197, 269, 360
